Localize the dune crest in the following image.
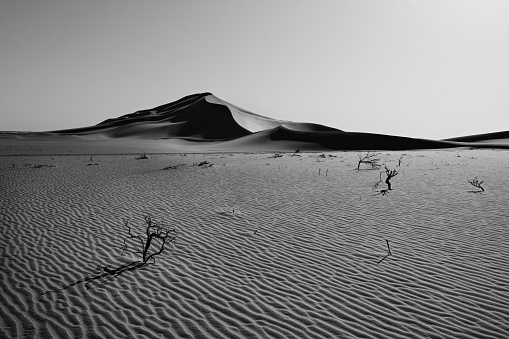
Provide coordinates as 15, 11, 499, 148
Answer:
205, 94, 339, 133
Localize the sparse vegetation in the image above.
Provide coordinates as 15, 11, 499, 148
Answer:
193, 161, 213, 167
32, 164, 55, 168
136, 151, 148, 160
468, 177, 484, 192
42, 215, 177, 294
357, 151, 381, 170
87, 155, 98, 166
164, 164, 186, 170
384, 166, 399, 190
316, 168, 328, 176
374, 166, 399, 195
121, 215, 177, 264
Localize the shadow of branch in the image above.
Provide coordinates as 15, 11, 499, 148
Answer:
41, 261, 147, 295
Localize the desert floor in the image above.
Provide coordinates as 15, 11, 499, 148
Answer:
1, 145, 508, 338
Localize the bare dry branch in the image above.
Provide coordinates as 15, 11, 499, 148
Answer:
468, 177, 484, 192
384, 166, 399, 190
136, 151, 148, 160
357, 152, 381, 170
121, 215, 177, 264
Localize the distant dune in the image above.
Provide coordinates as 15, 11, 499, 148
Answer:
442, 131, 509, 146
4, 92, 508, 151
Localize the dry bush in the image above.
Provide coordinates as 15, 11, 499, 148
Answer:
357, 152, 381, 170
468, 177, 484, 192
384, 166, 399, 190
121, 215, 177, 264
136, 151, 148, 160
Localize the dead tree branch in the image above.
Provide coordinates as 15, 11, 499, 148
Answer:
384, 166, 399, 190
136, 151, 148, 160
357, 152, 381, 170
468, 177, 484, 192
121, 215, 177, 265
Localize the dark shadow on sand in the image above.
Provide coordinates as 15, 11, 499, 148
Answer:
41, 261, 148, 295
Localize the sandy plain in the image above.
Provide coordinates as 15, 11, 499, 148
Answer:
1, 140, 508, 338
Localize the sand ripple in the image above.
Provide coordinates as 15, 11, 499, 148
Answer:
1, 150, 508, 338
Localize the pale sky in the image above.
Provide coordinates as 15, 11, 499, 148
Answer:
1, 0, 508, 140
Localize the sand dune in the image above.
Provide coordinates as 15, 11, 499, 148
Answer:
51, 93, 336, 141
219, 126, 463, 151
29, 92, 505, 151
205, 95, 340, 133
51, 93, 252, 140
1, 150, 508, 338
443, 131, 509, 146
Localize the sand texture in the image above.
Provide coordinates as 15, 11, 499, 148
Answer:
1, 149, 508, 338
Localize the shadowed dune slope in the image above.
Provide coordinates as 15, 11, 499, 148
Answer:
51, 93, 338, 140
52, 93, 251, 140
218, 126, 462, 151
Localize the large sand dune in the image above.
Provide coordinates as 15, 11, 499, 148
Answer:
1, 150, 508, 338
50, 93, 338, 141
6, 92, 496, 151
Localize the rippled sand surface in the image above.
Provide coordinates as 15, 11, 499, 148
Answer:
1, 149, 508, 338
